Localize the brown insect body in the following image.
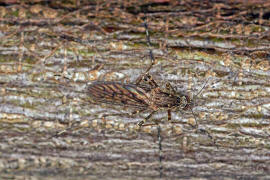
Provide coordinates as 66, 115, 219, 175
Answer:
87, 20, 196, 127
88, 81, 191, 119
148, 86, 190, 111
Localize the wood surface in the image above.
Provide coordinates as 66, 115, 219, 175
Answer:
0, 1, 270, 179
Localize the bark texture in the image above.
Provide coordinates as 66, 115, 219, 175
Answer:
0, 1, 270, 179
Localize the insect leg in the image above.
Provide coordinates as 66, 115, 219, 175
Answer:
130, 109, 146, 116
190, 108, 217, 146
139, 73, 159, 88
157, 125, 163, 178
102, 109, 146, 120
190, 108, 198, 129
167, 109, 171, 121
102, 113, 125, 119
144, 20, 155, 68
47, 120, 81, 140
136, 18, 156, 85
165, 82, 176, 94
138, 110, 156, 126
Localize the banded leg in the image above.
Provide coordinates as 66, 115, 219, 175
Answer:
157, 125, 163, 178
144, 20, 155, 67
136, 18, 156, 85
138, 110, 156, 126
165, 82, 176, 94
136, 73, 159, 88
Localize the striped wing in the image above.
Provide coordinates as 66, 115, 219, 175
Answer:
87, 82, 150, 108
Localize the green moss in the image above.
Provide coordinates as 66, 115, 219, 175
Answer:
211, 37, 224, 43
77, 49, 95, 56
24, 57, 36, 64
251, 25, 265, 33
11, 9, 19, 17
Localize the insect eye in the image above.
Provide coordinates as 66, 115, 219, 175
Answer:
176, 97, 181, 103
177, 96, 188, 109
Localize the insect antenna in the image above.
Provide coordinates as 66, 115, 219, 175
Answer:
189, 78, 210, 128
135, 17, 156, 85
193, 77, 210, 103
144, 18, 155, 71
189, 78, 216, 144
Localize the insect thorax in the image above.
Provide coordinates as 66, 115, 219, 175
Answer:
148, 88, 190, 111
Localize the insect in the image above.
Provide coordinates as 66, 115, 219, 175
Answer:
88, 75, 194, 127
87, 21, 203, 128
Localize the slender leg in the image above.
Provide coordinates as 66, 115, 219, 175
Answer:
48, 121, 81, 140
190, 108, 198, 129
102, 113, 125, 119
167, 109, 171, 121
138, 111, 156, 126
189, 108, 216, 147
135, 66, 156, 85
136, 18, 156, 85
130, 109, 146, 116
157, 125, 163, 178
136, 73, 159, 88
145, 74, 158, 87
102, 109, 146, 119
165, 82, 176, 94
144, 21, 155, 66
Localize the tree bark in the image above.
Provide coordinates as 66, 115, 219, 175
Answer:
0, 1, 270, 179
